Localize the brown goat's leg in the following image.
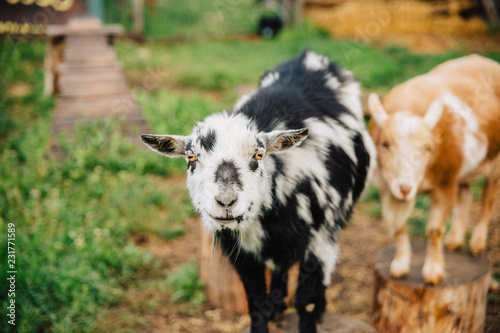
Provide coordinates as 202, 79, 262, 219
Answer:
470, 161, 500, 255
381, 191, 415, 278
391, 223, 412, 279
423, 186, 455, 285
445, 183, 471, 251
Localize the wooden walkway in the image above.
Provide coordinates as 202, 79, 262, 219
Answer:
46, 17, 149, 146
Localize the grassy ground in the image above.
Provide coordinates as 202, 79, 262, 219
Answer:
1, 26, 499, 332
104, 0, 257, 39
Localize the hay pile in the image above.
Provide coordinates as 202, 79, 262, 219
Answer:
305, 0, 500, 53
306, 0, 487, 37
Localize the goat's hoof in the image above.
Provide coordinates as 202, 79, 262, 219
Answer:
268, 303, 287, 322
316, 311, 325, 324
444, 235, 464, 252
469, 244, 486, 256
389, 258, 410, 279
422, 262, 443, 285
469, 233, 486, 256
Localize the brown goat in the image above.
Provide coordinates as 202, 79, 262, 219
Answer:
368, 54, 500, 284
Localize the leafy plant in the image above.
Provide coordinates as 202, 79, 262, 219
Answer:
167, 261, 206, 305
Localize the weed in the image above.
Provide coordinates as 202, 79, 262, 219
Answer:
361, 185, 380, 202
168, 260, 206, 305
408, 216, 427, 238
415, 194, 431, 211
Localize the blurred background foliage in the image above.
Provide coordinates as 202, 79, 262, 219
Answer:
104, 0, 258, 39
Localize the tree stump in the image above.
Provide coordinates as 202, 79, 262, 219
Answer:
372, 242, 491, 333
199, 229, 299, 314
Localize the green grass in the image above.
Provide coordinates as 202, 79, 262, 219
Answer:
104, 0, 257, 39
2, 24, 500, 332
116, 23, 492, 96
168, 260, 205, 305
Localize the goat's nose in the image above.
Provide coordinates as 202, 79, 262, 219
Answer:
215, 194, 238, 208
399, 184, 411, 197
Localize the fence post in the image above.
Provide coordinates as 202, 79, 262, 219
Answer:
133, 0, 144, 37
293, 0, 303, 27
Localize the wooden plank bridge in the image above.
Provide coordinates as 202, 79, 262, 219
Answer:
45, 17, 149, 147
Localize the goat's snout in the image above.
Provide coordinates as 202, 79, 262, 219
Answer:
399, 184, 411, 198
215, 193, 238, 209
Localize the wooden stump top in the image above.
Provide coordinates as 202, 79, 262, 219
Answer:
243, 312, 377, 333
375, 241, 489, 287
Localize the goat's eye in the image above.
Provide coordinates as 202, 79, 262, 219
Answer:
187, 154, 197, 162
381, 142, 390, 149
254, 152, 263, 160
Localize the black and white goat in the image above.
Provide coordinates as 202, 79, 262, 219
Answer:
142, 51, 375, 333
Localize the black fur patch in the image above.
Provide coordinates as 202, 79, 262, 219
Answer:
215, 160, 242, 189
257, 139, 265, 149
249, 159, 259, 172
185, 140, 193, 152
185, 140, 196, 172
188, 160, 197, 173
200, 129, 217, 152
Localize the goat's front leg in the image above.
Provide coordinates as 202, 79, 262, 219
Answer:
233, 257, 269, 333
295, 253, 326, 333
423, 186, 456, 285
381, 190, 415, 278
268, 268, 289, 321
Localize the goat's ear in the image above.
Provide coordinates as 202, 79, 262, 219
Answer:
141, 134, 187, 157
259, 128, 309, 153
423, 97, 443, 130
368, 93, 388, 127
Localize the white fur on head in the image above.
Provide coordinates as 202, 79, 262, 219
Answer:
368, 93, 388, 127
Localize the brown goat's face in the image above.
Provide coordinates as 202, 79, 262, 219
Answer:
376, 113, 434, 201
369, 93, 443, 201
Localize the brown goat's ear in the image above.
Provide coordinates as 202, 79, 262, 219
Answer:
368, 93, 388, 127
260, 128, 309, 153
141, 134, 187, 157
423, 97, 444, 130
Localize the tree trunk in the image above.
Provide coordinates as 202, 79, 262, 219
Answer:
372, 242, 490, 333
133, 0, 144, 37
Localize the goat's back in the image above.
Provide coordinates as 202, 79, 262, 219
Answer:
234, 50, 374, 227
383, 55, 500, 160
235, 51, 363, 132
